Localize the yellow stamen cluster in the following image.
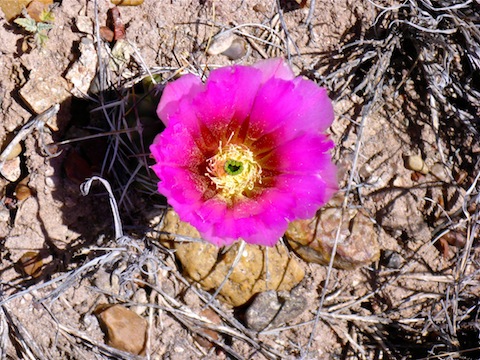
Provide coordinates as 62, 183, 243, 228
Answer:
206, 143, 262, 201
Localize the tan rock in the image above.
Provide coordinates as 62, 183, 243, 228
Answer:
0, 156, 21, 182
404, 154, 429, 175
0, 0, 31, 21
19, 73, 69, 126
1, 139, 22, 160
207, 32, 234, 55
160, 209, 305, 307
286, 202, 380, 270
95, 304, 147, 355
14, 178, 33, 200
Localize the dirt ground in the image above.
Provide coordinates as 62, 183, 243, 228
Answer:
0, 0, 479, 359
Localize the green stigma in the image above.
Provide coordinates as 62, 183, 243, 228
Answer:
225, 159, 244, 175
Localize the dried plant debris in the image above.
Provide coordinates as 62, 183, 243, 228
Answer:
314, 0, 479, 140
307, 1, 480, 358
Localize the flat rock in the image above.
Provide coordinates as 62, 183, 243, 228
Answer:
160, 209, 305, 307
285, 197, 380, 270
95, 304, 147, 355
19, 72, 69, 121
245, 289, 307, 331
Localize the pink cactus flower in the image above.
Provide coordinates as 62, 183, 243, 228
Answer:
150, 58, 337, 247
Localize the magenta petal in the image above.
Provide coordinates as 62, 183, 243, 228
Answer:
248, 77, 334, 143
192, 65, 263, 133
291, 77, 335, 132
199, 192, 293, 246
157, 74, 204, 125
252, 58, 295, 82
260, 133, 335, 173
150, 122, 203, 169
276, 171, 338, 219
153, 165, 204, 207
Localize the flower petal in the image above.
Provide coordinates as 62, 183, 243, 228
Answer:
247, 77, 334, 144
252, 58, 295, 82
153, 165, 205, 207
259, 133, 335, 174
150, 122, 203, 169
275, 171, 338, 219
157, 74, 204, 125
191, 65, 264, 142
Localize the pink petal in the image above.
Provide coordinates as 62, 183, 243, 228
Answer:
192, 65, 263, 139
150, 122, 204, 169
292, 76, 335, 132
156, 74, 204, 125
153, 165, 205, 207
252, 58, 295, 82
275, 171, 338, 219
200, 192, 293, 246
259, 133, 335, 173
152, 59, 338, 247
247, 77, 334, 143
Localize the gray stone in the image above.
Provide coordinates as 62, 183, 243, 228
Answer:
245, 289, 307, 331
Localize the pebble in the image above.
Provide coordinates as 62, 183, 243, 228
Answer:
1, 157, 21, 182
15, 180, 33, 200
221, 38, 247, 60
75, 16, 94, 34
207, 32, 234, 55
285, 194, 380, 270
2, 141, 22, 161
0, 0, 31, 21
245, 289, 307, 331
108, 40, 135, 78
44, 176, 55, 188
404, 155, 429, 175
26, 0, 53, 22
99, 26, 115, 42
95, 304, 147, 355
110, 0, 144, 5
193, 308, 222, 348
430, 163, 448, 181
381, 250, 403, 269
131, 288, 148, 316
245, 291, 280, 331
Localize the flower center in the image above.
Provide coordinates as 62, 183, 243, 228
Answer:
206, 143, 262, 200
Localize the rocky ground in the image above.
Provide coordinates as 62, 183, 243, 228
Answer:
0, 0, 479, 359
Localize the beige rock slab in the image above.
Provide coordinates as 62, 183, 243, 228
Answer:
19, 72, 69, 122
160, 209, 305, 307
